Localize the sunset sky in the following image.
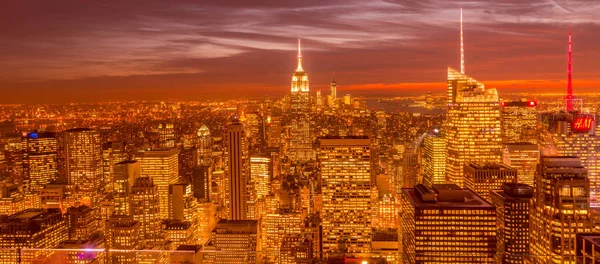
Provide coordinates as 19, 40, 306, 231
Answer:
2, 0, 600, 103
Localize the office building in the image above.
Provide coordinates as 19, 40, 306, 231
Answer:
400, 184, 496, 263
0, 208, 68, 263
289, 40, 313, 161
445, 67, 503, 188
464, 162, 517, 202
192, 166, 211, 200
530, 156, 594, 263
130, 176, 162, 246
137, 148, 179, 219
423, 132, 446, 187
500, 99, 538, 144
206, 219, 258, 264
250, 156, 270, 199
157, 122, 175, 149
197, 125, 212, 166
106, 215, 140, 263
262, 210, 303, 263
226, 119, 249, 220
66, 205, 99, 240
22, 131, 58, 194
491, 183, 533, 264
113, 160, 139, 215
503, 143, 539, 187
64, 128, 102, 206
319, 136, 372, 252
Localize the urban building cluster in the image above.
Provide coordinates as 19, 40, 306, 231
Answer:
1, 10, 600, 264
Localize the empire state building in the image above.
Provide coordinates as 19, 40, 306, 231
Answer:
289, 39, 313, 161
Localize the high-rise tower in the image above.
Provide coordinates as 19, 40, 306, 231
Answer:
226, 119, 248, 220
22, 131, 58, 194
289, 39, 313, 161
64, 128, 102, 207
566, 30, 575, 112
319, 136, 372, 253
445, 10, 503, 187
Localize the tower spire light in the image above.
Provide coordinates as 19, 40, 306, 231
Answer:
460, 8, 465, 74
566, 29, 574, 112
296, 38, 303, 72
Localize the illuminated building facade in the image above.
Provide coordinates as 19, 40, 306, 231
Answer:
226, 119, 249, 220
500, 100, 538, 144
113, 160, 139, 215
503, 143, 539, 186
130, 176, 162, 246
289, 40, 312, 161
66, 205, 99, 240
137, 148, 179, 219
22, 131, 58, 194
196, 198, 216, 244
545, 113, 600, 207
261, 210, 303, 263
106, 215, 140, 263
250, 156, 270, 199
423, 132, 446, 187
197, 125, 212, 166
530, 156, 594, 263
101, 141, 127, 194
445, 67, 502, 188
266, 115, 282, 148
319, 136, 372, 252
0, 208, 68, 263
206, 219, 258, 264
491, 183, 533, 264
64, 128, 102, 206
400, 184, 496, 263
402, 147, 419, 188
463, 162, 517, 202
164, 220, 194, 249
192, 166, 211, 200
156, 122, 175, 149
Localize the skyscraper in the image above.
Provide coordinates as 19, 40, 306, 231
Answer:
227, 119, 248, 220
463, 162, 517, 202
445, 67, 502, 188
500, 100, 538, 144
106, 215, 140, 263
503, 143, 539, 186
130, 176, 162, 246
445, 11, 503, 187
22, 131, 58, 194
319, 136, 372, 253
490, 183, 533, 264
530, 156, 593, 263
156, 122, 175, 149
330, 76, 337, 100
0, 208, 68, 263
113, 160, 139, 215
400, 184, 496, 263
205, 219, 258, 264
137, 148, 179, 219
289, 39, 312, 161
423, 131, 446, 187
64, 128, 102, 206
197, 125, 212, 166
192, 166, 211, 200
544, 113, 600, 207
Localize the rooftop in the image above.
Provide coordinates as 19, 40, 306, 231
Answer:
403, 185, 494, 209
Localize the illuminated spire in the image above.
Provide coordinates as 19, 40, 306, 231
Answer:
296, 39, 303, 72
566, 29, 574, 111
460, 8, 465, 74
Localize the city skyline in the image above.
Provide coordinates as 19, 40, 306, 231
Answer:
2, 1, 600, 103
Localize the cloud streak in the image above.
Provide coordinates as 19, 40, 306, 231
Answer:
1, 0, 599, 103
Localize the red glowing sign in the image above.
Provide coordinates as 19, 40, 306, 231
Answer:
572, 116, 594, 133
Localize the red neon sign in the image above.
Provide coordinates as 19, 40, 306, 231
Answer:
572, 116, 594, 132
